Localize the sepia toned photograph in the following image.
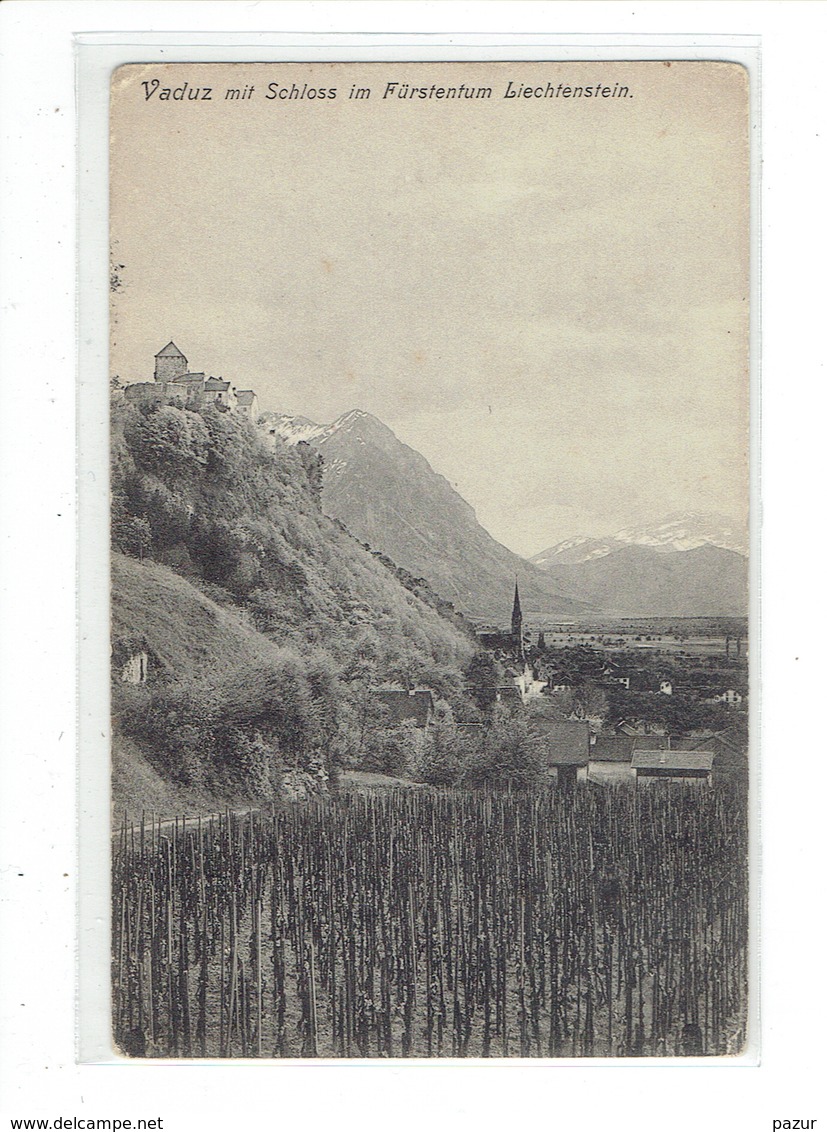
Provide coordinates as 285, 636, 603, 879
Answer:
108, 59, 750, 1060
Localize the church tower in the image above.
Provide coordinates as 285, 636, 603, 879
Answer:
511, 579, 524, 658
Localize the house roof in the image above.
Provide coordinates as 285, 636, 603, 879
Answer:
529, 717, 590, 766
714, 726, 748, 753
591, 735, 634, 763
671, 729, 747, 766
632, 751, 714, 772
631, 734, 670, 752
155, 341, 186, 358
671, 735, 712, 752
373, 688, 434, 727
497, 685, 523, 703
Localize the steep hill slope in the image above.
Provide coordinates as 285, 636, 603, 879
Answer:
263, 409, 591, 624
112, 400, 474, 673
112, 552, 284, 680
111, 399, 478, 809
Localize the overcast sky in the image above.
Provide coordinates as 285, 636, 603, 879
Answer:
111, 60, 749, 558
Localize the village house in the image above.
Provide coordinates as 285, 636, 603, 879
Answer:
616, 719, 668, 737
111, 637, 152, 685
601, 662, 631, 691
588, 733, 635, 785
671, 728, 748, 778
528, 717, 590, 788
588, 725, 744, 787
631, 733, 670, 752
120, 650, 149, 685
709, 688, 744, 706
372, 688, 436, 728
496, 684, 524, 708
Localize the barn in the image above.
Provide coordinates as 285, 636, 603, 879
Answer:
529, 718, 590, 788
588, 734, 634, 785
631, 750, 714, 785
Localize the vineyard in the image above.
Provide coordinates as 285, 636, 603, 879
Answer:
112, 784, 749, 1058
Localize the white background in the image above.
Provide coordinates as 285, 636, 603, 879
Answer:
0, 2, 824, 1130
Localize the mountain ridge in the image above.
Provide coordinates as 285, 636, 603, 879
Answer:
531, 511, 748, 567
262, 409, 593, 623
537, 543, 748, 618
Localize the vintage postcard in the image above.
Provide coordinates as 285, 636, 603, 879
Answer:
109, 60, 750, 1059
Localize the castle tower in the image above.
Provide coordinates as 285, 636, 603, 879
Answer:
154, 341, 188, 383
511, 579, 524, 659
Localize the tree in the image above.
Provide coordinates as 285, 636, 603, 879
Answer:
464, 716, 546, 788
465, 651, 501, 715
416, 720, 467, 785
572, 680, 609, 722
110, 248, 126, 293
111, 497, 152, 559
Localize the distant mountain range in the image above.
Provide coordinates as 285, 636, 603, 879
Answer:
261, 410, 591, 623
531, 543, 748, 617
263, 412, 748, 621
529, 513, 748, 617
530, 513, 748, 567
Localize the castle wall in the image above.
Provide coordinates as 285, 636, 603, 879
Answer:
124, 382, 166, 405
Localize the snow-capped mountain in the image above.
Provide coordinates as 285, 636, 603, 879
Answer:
528, 513, 748, 617
260, 412, 327, 445
612, 513, 748, 556
531, 512, 748, 568
531, 536, 624, 569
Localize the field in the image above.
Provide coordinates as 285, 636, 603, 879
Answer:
540, 632, 744, 658
528, 617, 748, 659
112, 784, 748, 1059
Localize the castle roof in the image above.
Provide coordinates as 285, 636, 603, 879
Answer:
155, 341, 186, 358
204, 377, 230, 391
235, 390, 256, 405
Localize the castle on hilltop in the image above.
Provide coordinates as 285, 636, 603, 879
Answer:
121, 342, 259, 421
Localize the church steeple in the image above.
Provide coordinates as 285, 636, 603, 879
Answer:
511, 578, 523, 645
